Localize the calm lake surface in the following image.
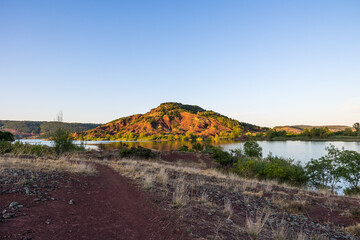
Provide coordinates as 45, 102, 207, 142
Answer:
19, 139, 360, 165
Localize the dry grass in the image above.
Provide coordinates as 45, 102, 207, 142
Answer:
0, 157, 97, 175
89, 158, 353, 240
245, 210, 270, 238
223, 198, 233, 219
272, 196, 307, 215
243, 190, 264, 198
104, 158, 292, 195
156, 167, 168, 186
271, 225, 289, 240
345, 223, 360, 237
199, 191, 209, 203
143, 173, 154, 189
172, 181, 189, 207
296, 231, 307, 240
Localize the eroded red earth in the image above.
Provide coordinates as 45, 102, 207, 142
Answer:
0, 165, 188, 240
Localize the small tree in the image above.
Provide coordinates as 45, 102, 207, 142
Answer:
305, 145, 343, 192
353, 123, 360, 132
51, 111, 77, 155
243, 141, 262, 158
52, 128, 75, 155
353, 123, 360, 136
340, 150, 360, 194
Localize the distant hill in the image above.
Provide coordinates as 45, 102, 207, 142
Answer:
273, 125, 353, 134
75, 102, 266, 140
0, 120, 100, 139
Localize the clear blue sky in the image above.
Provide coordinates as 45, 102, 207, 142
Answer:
1, 0, 359, 127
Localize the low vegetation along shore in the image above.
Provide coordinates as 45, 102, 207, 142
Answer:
2, 129, 360, 239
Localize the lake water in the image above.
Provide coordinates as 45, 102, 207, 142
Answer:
18, 139, 360, 165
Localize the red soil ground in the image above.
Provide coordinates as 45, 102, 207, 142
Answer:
0, 164, 188, 240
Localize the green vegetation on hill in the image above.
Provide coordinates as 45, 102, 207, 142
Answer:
0, 120, 100, 139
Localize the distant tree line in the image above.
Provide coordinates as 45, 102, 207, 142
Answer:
254, 123, 360, 140
0, 120, 100, 139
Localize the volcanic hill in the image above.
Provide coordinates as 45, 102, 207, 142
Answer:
75, 102, 265, 140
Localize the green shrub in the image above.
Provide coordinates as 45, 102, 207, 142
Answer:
207, 146, 235, 166
192, 142, 203, 151
243, 141, 262, 158
119, 146, 155, 159
0, 131, 15, 141
232, 154, 308, 186
262, 155, 308, 186
305, 145, 344, 192
178, 145, 189, 152
12, 141, 55, 157
52, 128, 77, 155
344, 186, 360, 196
0, 140, 13, 154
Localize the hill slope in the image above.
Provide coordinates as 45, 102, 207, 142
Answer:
75, 102, 265, 140
0, 120, 100, 139
273, 125, 353, 134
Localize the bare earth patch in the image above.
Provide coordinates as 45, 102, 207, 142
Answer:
0, 157, 187, 240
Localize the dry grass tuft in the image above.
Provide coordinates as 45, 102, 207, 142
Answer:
271, 225, 289, 240
345, 223, 360, 237
172, 182, 189, 207
272, 197, 307, 215
0, 157, 97, 175
199, 191, 209, 204
156, 167, 168, 186
245, 210, 270, 238
296, 231, 307, 240
243, 190, 264, 198
143, 173, 154, 189
310, 233, 330, 240
223, 198, 233, 219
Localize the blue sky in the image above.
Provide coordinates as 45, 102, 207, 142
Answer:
0, 0, 359, 127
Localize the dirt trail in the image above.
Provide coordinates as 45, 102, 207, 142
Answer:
0, 164, 187, 240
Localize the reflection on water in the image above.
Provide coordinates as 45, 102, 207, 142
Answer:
93, 139, 237, 152
18, 139, 360, 164
221, 141, 360, 165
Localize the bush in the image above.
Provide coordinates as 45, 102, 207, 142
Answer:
344, 186, 360, 196
11, 141, 55, 157
178, 145, 189, 152
232, 154, 308, 186
243, 141, 262, 158
52, 128, 77, 155
0, 131, 15, 141
192, 142, 203, 151
207, 146, 235, 166
0, 140, 13, 154
119, 146, 155, 159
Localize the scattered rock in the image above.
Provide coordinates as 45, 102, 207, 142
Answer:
69, 199, 75, 205
9, 202, 19, 209
225, 218, 233, 224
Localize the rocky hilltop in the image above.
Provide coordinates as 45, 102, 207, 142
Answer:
75, 102, 265, 140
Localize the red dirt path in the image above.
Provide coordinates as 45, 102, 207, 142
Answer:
0, 164, 188, 240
